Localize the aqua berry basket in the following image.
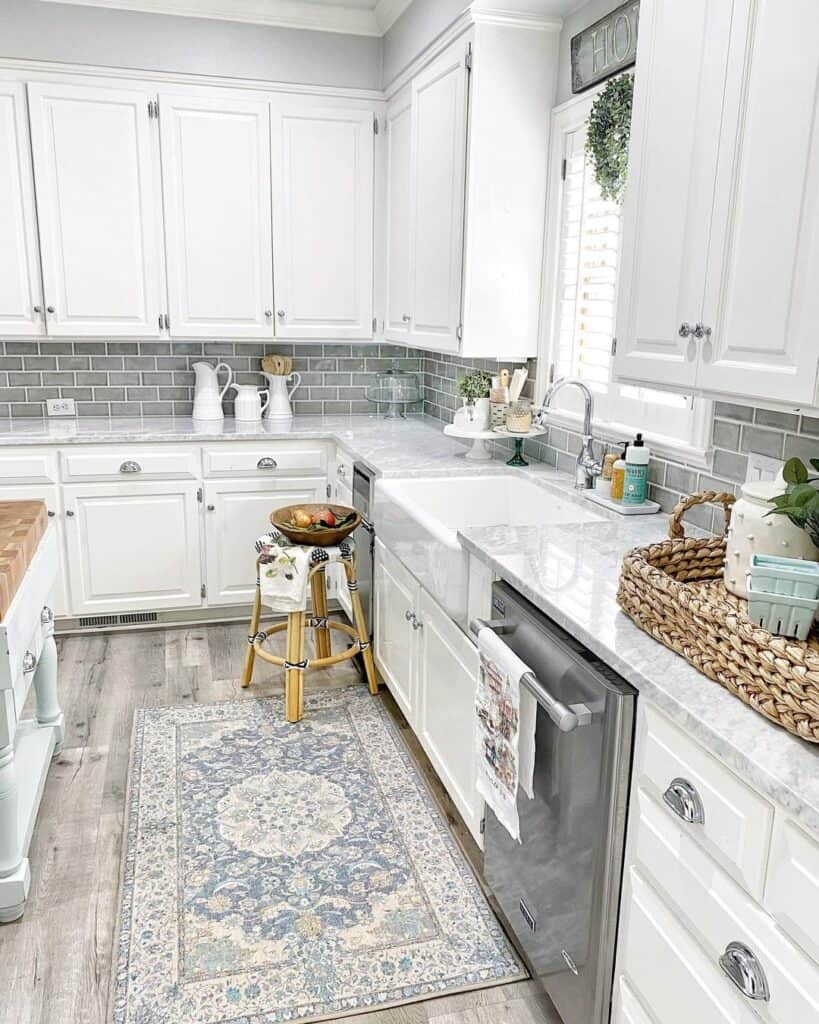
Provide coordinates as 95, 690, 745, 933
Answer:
748, 553, 819, 599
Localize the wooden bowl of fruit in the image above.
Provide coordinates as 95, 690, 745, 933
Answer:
270, 503, 361, 547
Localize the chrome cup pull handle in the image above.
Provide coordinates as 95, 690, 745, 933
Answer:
719, 942, 770, 1002
678, 321, 693, 338
663, 777, 705, 824
693, 322, 712, 339
22, 650, 37, 673
119, 460, 142, 474
256, 457, 278, 470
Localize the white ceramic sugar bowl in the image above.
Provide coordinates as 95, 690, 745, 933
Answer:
724, 480, 819, 598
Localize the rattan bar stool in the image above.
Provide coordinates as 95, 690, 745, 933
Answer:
241, 547, 378, 723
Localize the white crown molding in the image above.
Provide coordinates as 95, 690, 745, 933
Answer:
0, 56, 385, 101
43, 0, 385, 36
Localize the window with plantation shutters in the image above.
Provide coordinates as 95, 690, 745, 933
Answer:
542, 90, 704, 450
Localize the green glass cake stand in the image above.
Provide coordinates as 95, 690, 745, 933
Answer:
492, 425, 547, 467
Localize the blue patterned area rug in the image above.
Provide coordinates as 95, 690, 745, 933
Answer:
112, 688, 525, 1023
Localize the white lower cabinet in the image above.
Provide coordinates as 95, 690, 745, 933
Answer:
613, 703, 819, 1024
415, 587, 482, 840
374, 538, 483, 844
63, 481, 202, 614
0, 485, 68, 617
203, 477, 325, 606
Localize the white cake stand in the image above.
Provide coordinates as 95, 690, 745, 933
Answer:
443, 423, 498, 461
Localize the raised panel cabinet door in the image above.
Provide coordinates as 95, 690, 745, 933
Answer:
0, 81, 43, 336
203, 478, 325, 606
699, 0, 819, 403
64, 482, 202, 614
613, 0, 734, 389
27, 81, 163, 337
408, 37, 469, 353
373, 539, 418, 724
270, 101, 374, 338
415, 587, 483, 843
160, 91, 275, 338
384, 86, 412, 341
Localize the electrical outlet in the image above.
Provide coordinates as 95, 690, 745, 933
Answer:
46, 398, 76, 417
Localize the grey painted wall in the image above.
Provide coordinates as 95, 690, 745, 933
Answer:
381, 0, 466, 87
555, 0, 624, 105
0, 0, 383, 90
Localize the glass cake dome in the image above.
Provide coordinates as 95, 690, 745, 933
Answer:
366, 367, 422, 418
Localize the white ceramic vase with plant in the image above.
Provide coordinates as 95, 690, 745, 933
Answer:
456, 371, 492, 431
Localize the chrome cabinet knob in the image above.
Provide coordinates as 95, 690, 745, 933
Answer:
41, 606, 53, 625
256, 457, 278, 470
405, 609, 414, 621
693, 322, 712, 339
47, 509, 55, 517
264, 309, 273, 318
276, 310, 286, 319
402, 314, 411, 323
119, 460, 141, 474
719, 942, 770, 1002
66, 509, 75, 517
412, 616, 423, 630
47, 305, 55, 314
22, 650, 37, 673
207, 504, 215, 512
663, 777, 705, 824
678, 321, 693, 338
33, 304, 42, 314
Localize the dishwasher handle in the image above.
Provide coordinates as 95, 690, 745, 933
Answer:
470, 617, 592, 733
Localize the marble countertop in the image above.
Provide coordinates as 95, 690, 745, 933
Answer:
3, 412, 817, 834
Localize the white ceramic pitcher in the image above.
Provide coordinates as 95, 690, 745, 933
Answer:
231, 383, 270, 422
192, 362, 233, 421
262, 372, 301, 423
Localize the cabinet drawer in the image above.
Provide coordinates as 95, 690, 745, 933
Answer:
0, 450, 57, 484
612, 977, 656, 1024
61, 446, 198, 481
334, 447, 354, 486
202, 443, 327, 477
765, 813, 819, 964
637, 704, 773, 897
620, 868, 759, 1024
629, 787, 819, 1024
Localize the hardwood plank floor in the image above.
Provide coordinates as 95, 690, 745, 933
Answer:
0, 621, 562, 1024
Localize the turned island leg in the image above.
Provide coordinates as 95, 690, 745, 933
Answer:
0, 702, 27, 923
34, 607, 64, 753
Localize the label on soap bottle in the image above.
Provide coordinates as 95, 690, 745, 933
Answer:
622, 464, 648, 505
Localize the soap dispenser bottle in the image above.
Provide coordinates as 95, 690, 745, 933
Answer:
610, 442, 629, 501
623, 433, 650, 506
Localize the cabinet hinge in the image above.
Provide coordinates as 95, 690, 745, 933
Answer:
372, 316, 377, 334
326, 483, 332, 499
561, 157, 567, 181
201, 583, 207, 599
158, 313, 163, 330
373, 114, 379, 135
479, 816, 485, 835
548, 361, 556, 384
456, 323, 463, 341
465, 42, 473, 72
163, 313, 170, 330
148, 98, 159, 119
611, 337, 617, 356
197, 486, 203, 503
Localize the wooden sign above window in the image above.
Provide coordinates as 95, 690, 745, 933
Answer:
571, 1, 640, 93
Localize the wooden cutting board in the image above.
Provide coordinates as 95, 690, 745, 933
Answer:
0, 500, 48, 620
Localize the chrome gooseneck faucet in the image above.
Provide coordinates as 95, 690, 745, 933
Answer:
540, 376, 602, 490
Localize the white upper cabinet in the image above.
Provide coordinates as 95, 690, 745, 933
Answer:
270, 98, 374, 339
27, 80, 164, 337
615, 0, 819, 406
384, 86, 413, 342
0, 81, 43, 336
614, 0, 733, 390
700, 0, 819, 404
160, 90, 275, 339
408, 38, 469, 353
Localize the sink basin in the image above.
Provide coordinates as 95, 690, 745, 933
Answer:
374, 475, 602, 621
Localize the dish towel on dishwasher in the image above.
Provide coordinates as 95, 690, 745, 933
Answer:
474, 625, 537, 842
255, 530, 353, 613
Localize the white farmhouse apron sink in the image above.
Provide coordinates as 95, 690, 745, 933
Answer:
374, 474, 602, 622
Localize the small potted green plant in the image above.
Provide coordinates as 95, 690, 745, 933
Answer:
456, 370, 492, 431
768, 456, 819, 546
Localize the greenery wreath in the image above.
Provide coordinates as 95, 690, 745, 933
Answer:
585, 73, 634, 204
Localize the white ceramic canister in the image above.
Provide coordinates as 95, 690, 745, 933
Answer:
724, 480, 819, 598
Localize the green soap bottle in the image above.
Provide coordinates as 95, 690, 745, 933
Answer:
622, 433, 650, 506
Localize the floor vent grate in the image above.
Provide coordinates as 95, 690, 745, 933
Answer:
119, 611, 158, 625
78, 614, 118, 628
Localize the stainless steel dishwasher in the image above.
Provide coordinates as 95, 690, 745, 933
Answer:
351, 461, 375, 628
480, 581, 636, 1024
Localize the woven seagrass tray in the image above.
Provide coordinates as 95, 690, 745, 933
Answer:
617, 490, 819, 744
